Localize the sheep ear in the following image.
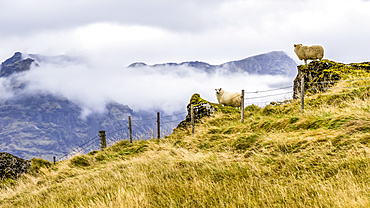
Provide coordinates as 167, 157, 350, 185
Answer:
294, 44, 297, 47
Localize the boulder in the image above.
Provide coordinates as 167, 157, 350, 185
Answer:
176, 93, 217, 129
0, 152, 31, 180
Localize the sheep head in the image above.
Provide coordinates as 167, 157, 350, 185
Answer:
215, 88, 224, 95
294, 44, 302, 49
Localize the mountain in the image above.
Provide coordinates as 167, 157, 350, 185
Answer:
128, 51, 297, 77
219, 51, 297, 76
0, 52, 181, 161
0, 93, 132, 160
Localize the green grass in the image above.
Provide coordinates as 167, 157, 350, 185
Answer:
0, 64, 370, 207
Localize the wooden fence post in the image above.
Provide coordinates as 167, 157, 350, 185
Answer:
301, 76, 305, 114
191, 104, 194, 135
157, 112, 160, 140
128, 116, 132, 143
99, 130, 107, 150
241, 89, 245, 123
53, 156, 56, 165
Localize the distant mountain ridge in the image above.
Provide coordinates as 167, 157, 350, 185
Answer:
128, 51, 297, 77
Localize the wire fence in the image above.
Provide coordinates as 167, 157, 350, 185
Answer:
57, 77, 369, 162
57, 112, 187, 161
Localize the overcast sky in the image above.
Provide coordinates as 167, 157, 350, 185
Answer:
1, 0, 370, 66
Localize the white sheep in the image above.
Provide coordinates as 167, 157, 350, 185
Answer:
294, 44, 324, 65
215, 88, 241, 107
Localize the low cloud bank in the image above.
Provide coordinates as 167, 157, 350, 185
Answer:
5, 58, 294, 117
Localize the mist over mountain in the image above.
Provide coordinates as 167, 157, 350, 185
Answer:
128, 51, 297, 77
0, 51, 297, 160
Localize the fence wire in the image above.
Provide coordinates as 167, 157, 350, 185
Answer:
309, 84, 370, 91
57, 112, 187, 161
308, 77, 370, 84
244, 85, 293, 94
58, 135, 100, 161
245, 91, 292, 100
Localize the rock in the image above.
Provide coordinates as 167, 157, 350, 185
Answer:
293, 60, 370, 99
0, 52, 35, 77
0, 152, 30, 180
176, 93, 217, 129
176, 93, 244, 130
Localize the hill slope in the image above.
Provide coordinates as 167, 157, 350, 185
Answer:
0, 60, 370, 207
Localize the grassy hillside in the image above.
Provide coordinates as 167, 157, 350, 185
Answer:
1, 62, 370, 207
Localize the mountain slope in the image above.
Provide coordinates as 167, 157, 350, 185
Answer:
0, 93, 137, 161
0, 60, 369, 207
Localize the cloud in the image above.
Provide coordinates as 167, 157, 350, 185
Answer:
0, 0, 223, 36
0, 77, 15, 101
14, 58, 293, 117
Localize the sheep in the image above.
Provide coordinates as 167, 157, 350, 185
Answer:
294, 44, 324, 65
215, 88, 241, 107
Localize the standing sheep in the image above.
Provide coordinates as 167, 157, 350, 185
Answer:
215, 88, 241, 107
294, 44, 324, 65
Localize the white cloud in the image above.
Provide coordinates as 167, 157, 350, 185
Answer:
0, 78, 15, 101
15, 60, 292, 117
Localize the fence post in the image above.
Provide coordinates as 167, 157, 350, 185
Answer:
301, 76, 305, 114
128, 116, 133, 143
157, 112, 160, 140
99, 130, 107, 150
53, 156, 56, 165
191, 104, 194, 135
241, 89, 245, 123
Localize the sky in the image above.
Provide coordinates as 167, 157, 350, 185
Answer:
1, 0, 370, 66
1, 0, 370, 115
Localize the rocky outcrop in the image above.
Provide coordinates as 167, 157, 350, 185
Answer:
293, 60, 370, 99
176, 94, 217, 129
176, 93, 241, 129
0, 152, 30, 180
0, 52, 35, 77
